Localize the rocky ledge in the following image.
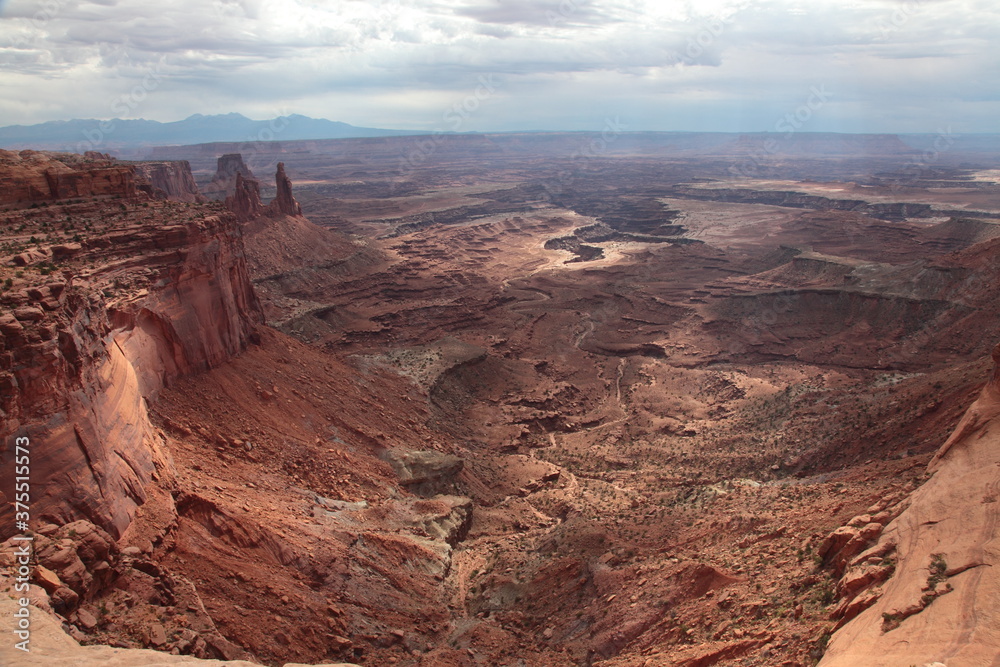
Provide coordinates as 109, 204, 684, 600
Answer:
0, 152, 262, 538
818, 343, 1000, 666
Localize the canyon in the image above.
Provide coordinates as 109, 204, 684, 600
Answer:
1, 133, 999, 667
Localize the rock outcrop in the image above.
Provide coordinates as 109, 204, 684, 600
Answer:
385, 450, 465, 498
267, 162, 302, 217
202, 153, 255, 200
405, 494, 473, 546
0, 157, 263, 539
0, 521, 118, 618
0, 150, 136, 205
819, 343, 1000, 666
131, 160, 205, 203
0, 595, 359, 667
222, 159, 304, 222
224, 172, 264, 223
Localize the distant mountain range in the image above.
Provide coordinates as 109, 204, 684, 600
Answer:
0, 113, 422, 153
4, 113, 1000, 161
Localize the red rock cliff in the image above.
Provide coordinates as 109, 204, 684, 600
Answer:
131, 160, 206, 203
819, 343, 1000, 666
0, 150, 136, 204
0, 153, 263, 539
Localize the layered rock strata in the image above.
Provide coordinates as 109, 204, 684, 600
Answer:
819, 344, 1000, 666
0, 152, 262, 539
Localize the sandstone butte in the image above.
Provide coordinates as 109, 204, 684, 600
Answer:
0, 145, 998, 666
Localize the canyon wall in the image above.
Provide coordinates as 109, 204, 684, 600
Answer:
819, 343, 1000, 666
131, 160, 205, 203
0, 151, 262, 539
0, 149, 207, 206
0, 150, 136, 204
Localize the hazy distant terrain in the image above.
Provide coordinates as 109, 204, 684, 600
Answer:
5, 111, 999, 166
0, 113, 420, 153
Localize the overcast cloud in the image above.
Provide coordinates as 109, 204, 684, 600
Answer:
0, 0, 996, 132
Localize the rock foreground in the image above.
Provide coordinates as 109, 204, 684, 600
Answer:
0, 149, 262, 538
0, 595, 358, 667
818, 345, 1000, 666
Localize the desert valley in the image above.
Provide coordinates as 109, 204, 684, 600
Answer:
2, 129, 1000, 667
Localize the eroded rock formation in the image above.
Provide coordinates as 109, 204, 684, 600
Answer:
385, 449, 465, 498
131, 160, 205, 203
0, 150, 136, 204
819, 343, 1000, 666
267, 162, 302, 217
223, 172, 264, 223
0, 155, 263, 539
222, 159, 303, 222
201, 153, 256, 200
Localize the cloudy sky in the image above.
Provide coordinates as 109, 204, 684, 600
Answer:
1, 0, 997, 133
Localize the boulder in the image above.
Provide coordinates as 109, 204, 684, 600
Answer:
34, 565, 63, 592
13, 306, 45, 322
50, 243, 83, 260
